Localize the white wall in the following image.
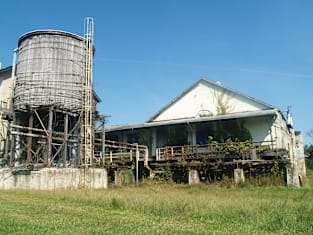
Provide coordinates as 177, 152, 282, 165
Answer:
0, 74, 13, 110
243, 112, 293, 153
244, 116, 273, 144
154, 81, 269, 122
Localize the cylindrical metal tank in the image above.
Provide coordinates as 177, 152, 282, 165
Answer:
14, 30, 86, 112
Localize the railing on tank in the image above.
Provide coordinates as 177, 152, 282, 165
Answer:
94, 139, 149, 167
155, 140, 286, 161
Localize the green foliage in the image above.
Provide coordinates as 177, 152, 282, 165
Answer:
256, 145, 270, 153
306, 158, 313, 170
121, 169, 134, 185
304, 144, 313, 158
223, 138, 254, 154
270, 162, 280, 176
153, 166, 173, 182
208, 137, 255, 155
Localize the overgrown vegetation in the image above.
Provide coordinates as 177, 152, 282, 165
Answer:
0, 182, 312, 234
208, 136, 270, 157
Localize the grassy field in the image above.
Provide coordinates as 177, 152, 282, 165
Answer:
0, 171, 312, 234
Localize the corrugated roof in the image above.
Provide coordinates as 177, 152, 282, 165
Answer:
104, 109, 278, 133
0, 66, 13, 74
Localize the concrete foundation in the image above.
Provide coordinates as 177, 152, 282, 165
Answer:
234, 168, 245, 184
188, 169, 200, 184
0, 168, 107, 190
297, 157, 306, 179
286, 162, 300, 187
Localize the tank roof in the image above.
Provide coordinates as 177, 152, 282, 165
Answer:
18, 30, 84, 46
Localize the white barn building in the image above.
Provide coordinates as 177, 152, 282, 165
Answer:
105, 78, 306, 185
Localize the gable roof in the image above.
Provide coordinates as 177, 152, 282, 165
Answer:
146, 77, 275, 122
0, 66, 13, 77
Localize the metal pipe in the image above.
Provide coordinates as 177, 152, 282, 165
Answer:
26, 113, 33, 163
4, 121, 10, 161
34, 110, 49, 136
46, 107, 53, 166
10, 48, 18, 110
101, 119, 105, 167
11, 131, 78, 142
63, 114, 68, 167
11, 124, 77, 138
136, 143, 139, 186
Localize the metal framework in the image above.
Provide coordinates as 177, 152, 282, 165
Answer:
9, 108, 80, 168
80, 17, 94, 166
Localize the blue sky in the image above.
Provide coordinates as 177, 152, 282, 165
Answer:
1, 0, 313, 144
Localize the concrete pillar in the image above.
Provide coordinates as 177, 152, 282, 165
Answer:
297, 157, 307, 178
234, 168, 245, 184
286, 161, 300, 187
188, 169, 200, 184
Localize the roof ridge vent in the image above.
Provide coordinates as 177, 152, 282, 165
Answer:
216, 81, 222, 86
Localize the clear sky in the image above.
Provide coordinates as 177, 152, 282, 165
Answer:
1, 0, 313, 144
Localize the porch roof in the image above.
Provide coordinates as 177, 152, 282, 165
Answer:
104, 109, 278, 133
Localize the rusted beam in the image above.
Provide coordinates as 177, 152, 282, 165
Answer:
26, 113, 33, 163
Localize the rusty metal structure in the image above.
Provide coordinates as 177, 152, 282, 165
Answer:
150, 140, 289, 182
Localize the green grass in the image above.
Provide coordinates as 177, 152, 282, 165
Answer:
0, 180, 313, 235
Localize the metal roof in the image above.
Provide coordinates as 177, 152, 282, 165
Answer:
0, 66, 13, 74
18, 30, 84, 46
105, 109, 278, 132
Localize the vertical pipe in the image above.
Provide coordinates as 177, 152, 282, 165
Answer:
26, 113, 33, 163
136, 143, 139, 186
10, 49, 18, 110
46, 108, 53, 166
63, 114, 68, 167
9, 120, 15, 167
4, 121, 10, 162
101, 119, 105, 167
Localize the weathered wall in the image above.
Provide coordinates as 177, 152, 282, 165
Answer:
0, 68, 13, 110
153, 81, 270, 122
0, 168, 107, 190
286, 161, 300, 187
297, 157, 306, 179
244, 116, 273, 144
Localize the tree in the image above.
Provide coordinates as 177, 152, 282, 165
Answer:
304, 145, 313, 158
307, 127, 313, 142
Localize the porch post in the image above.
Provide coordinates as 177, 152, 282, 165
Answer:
187, 123, 197, 145
151, 128, 157, 157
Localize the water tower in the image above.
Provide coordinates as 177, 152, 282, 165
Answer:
11, 19, 95, 168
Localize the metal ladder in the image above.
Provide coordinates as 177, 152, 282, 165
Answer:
80, 17, 95, 167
